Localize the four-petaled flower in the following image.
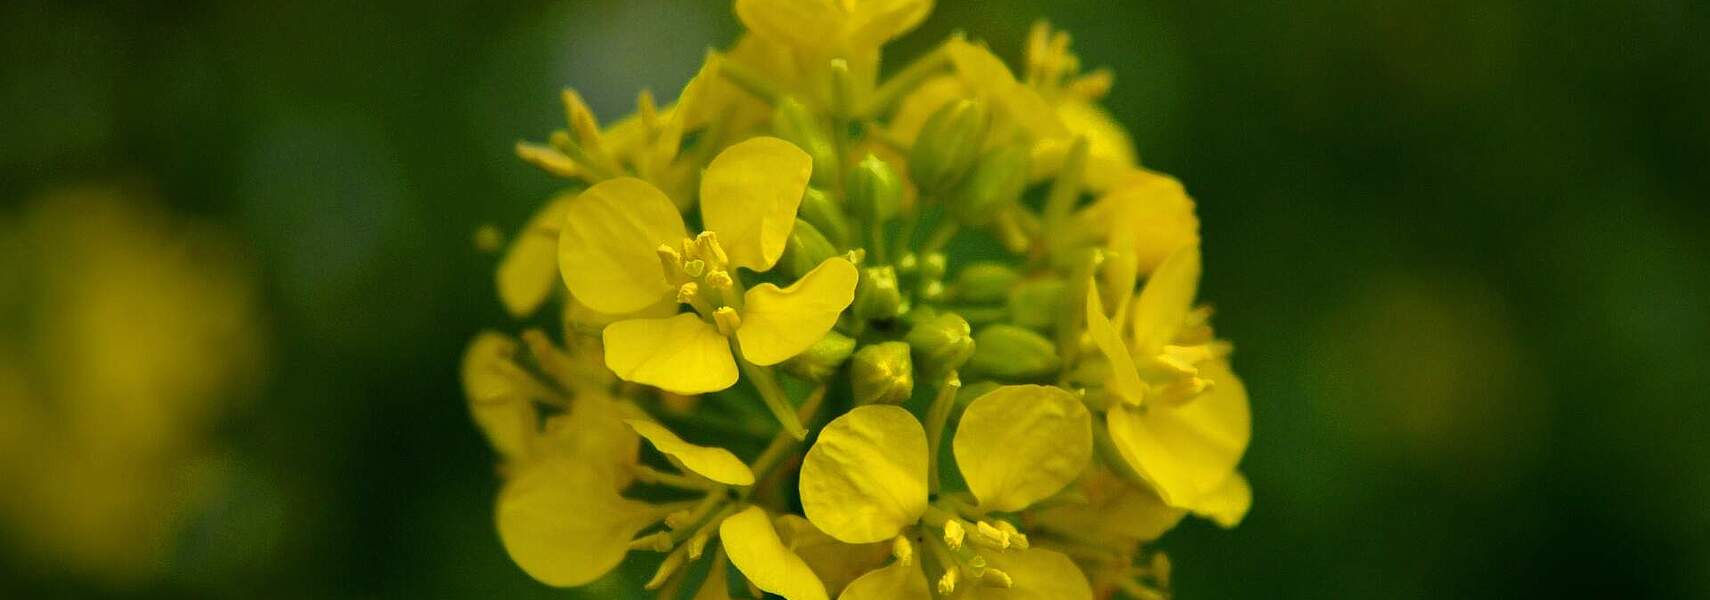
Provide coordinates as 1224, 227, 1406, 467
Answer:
558, 136, 859, 394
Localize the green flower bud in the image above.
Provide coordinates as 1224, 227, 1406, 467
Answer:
780, 330, 857, 383
906, 312, 974, 379
954, 262, 1021, 304
948, 145, 1030, 226
854, 265, 904, 322
847, 154, 902, 226
966, 324, 1061, 382
851, 341, 914, 405
773, 96, 840, 187
780, 219, 838, 279
1007, 278, 1066, 331
909, 99, 988, 195
798, 187, 851, 247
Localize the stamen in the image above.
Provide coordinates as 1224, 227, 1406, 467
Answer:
937, 566, 959, 595
713, 307, 742, 336
892, 536, 915, 567
943, 520, 966, 549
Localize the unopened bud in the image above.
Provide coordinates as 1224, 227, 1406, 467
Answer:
773, 96, 840, 187
1007, 278, 1066, 331
847, 154, 902, 226
780, 219, 838, 279
910, 99, 988, 195
907, 312, 974, 379
798, 187, 851, 247
967, 324, 1061, 381
780, 331, 856, 383
851, 341, 914, 405
949, 144, 1030, 226
954, 262, 1021, 304
854, 265, 904, 322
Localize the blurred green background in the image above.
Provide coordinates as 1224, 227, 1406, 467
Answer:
3, 0, 1707, 597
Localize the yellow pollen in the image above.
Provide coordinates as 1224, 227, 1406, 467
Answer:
713, 307, 742, 336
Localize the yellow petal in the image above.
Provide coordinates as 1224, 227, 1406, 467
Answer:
954, 385, 1092, 512
720, 506, 830, 600
775, 514, 892, 595
624, 419, 755, 486
974, 549, 1092, 600
1193, 471, 1252, 529
1130, 245, 1201, 354
1055, 100, 1137, 166
1085, 285, 1146, 407
1034, 468, 1185, 544
734, 0, 845, 52
838, 559, 929, 600
535, 392, 643, 488
846, 0, 933, 47
736, 257, 858, 365
495, 458, 660, 587
700, 136, 813, 272
799, 405, 929, 544
497, 195, 572, 318
603, 313, 738, 394
558, 177, 686, 314
460, 332, 541, 461
945, 39, 1067, 140
1106, 360, 1250, 508
1093, 172, 1200, 276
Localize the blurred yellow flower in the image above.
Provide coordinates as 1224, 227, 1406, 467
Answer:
0, 185, 263, 585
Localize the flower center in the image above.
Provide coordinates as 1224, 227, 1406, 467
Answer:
658, 231, 744, 322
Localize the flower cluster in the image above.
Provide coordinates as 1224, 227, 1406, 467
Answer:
463, 1, 1251, 598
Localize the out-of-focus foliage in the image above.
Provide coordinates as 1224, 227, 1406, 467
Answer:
1, 0, 1706, 598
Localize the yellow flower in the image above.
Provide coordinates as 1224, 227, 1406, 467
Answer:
1085, 245, 1252, 518
734, 0, 932, 79
1075, 169, 1201, 277
558, 136, 859, 394
798, 385, 1095, 599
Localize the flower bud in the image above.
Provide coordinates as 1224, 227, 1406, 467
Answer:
967, 324, 1061, 381
907, 312, 973, 379
847, 154, 902, 226
948, 144, 1030, 226
909, 99, 988, 195
954, 262, 1021, 304
1007, 278, 1066, 331
780, 219, 838, 279
854, 265, 904, 322
773, 96, 840, 187
851, 341, 914, 405
780, 330, 857, 383
798, 187, 851, 247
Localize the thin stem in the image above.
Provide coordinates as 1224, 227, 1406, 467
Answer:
925, 372, 962, 495
718, 59, 783, 105
735, 352, 807, 441
633, 465, 720, 491
865, 44, 952, 119
920, 219, 960, 256
1041, 135, 1090, 253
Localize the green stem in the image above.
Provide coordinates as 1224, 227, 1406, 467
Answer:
736, 356, 807, 440
865, 44, 951, 119
920, 219, 960, 256
718, 59, 783, 106
633, 465, 720, 491
925, 372, 962, 495
1041, 135, 1090, 254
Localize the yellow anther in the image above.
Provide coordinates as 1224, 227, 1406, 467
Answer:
993, 521, 1028, 549
686, 532, 710, 559
937, 566, 960, 595
975, 521, 1010, 549
704, 269, 734, 291
943, 520, 966, 549
982, 567, 1014, 589
713, 307, 742, 336
676, 282, 700, 305
657, 244, 687, 282
628, 531, 674, 552
664, 509, 695, 530
892, 536, 915, 567
683, 259, 707, 278
694, 231, 729, 267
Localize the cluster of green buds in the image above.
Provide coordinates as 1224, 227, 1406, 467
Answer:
464, 2, 1251, 599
